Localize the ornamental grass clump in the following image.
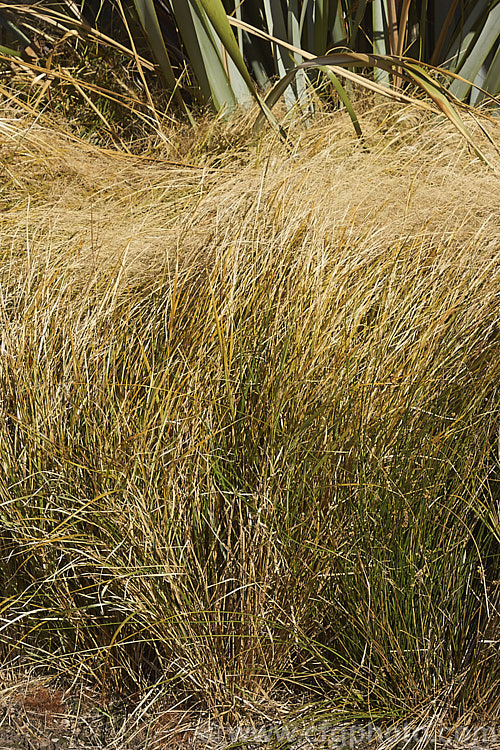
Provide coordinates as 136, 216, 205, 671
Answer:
0, 106, 499, 727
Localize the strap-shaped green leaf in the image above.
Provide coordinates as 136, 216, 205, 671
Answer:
480, 42, 500, 99
174, 0, 238, 111
313, 0, 329, 54
132, 0, 177, 90
195, 0, 257, 97
194, 0, 284, 132
262, 0, 297, 107
449, 1, 500, 100
347, 0, 369, 46
372, 0, 390, 86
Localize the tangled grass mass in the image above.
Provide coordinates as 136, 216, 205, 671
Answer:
0, 104, 499, 746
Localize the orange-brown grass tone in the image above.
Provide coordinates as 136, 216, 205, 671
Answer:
0, 103, 499, 742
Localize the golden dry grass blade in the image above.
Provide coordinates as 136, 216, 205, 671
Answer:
0, 52, 168, 140
248, 41, 496, 170
401, 60, 499, 171
0, 104, 499, 731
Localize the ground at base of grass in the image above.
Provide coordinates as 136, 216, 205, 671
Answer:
1, 681, 500, 750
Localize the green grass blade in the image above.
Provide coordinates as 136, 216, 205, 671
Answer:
313, 0, 329, 54
445, 0, 493, 73
0, 10, 33, 48
0, 44, 22, 58
331, 1, 347, 45
262, 0, 297, 108
287, 0, 310, 111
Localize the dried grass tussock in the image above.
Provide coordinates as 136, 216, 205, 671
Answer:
0, 104, 499, 748
1, 106, 499, 282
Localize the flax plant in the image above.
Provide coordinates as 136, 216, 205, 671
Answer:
0, 1, 498, 148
